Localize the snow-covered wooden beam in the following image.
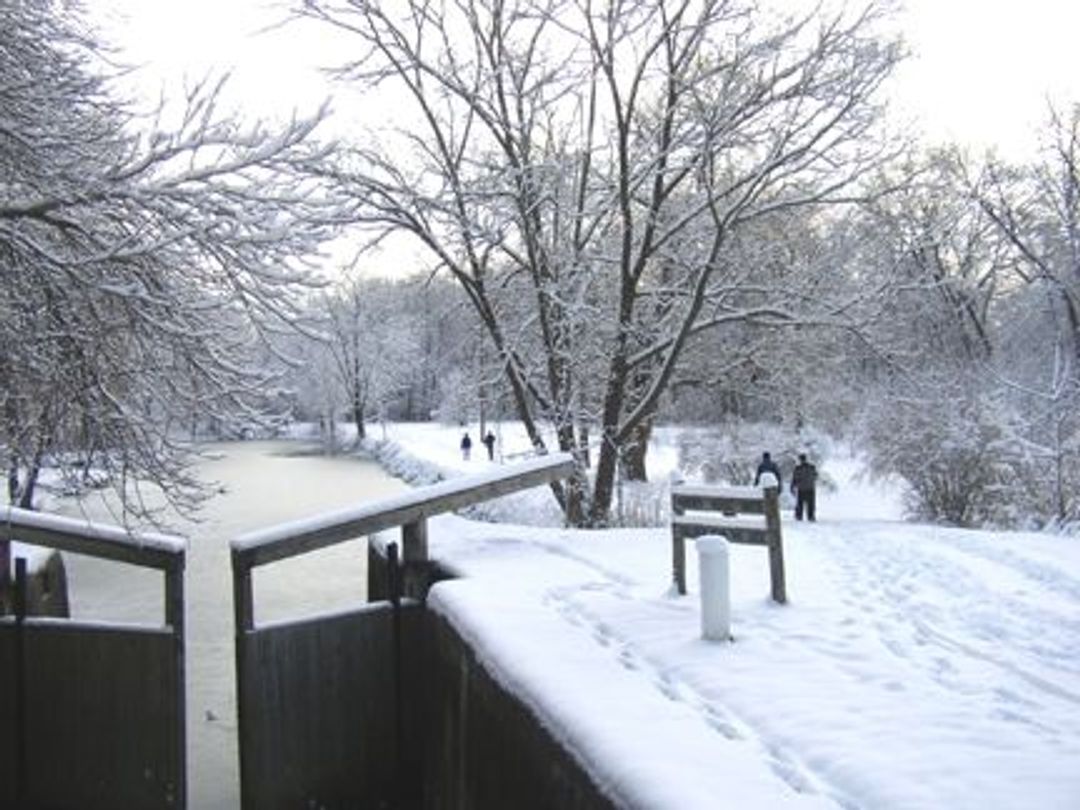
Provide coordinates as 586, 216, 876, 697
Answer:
1, 505, 185, 571
231, 453, 575, 630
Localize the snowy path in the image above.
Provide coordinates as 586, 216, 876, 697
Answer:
43, 425, 1080, 808
806, 523, 1080, 709
358, 423, 1080, 808
428, 513, 1080, 809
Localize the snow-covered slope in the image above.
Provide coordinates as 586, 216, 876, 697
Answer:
375, 422, 1080, 809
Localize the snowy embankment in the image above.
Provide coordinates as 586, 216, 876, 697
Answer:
366, 422, 1080, 810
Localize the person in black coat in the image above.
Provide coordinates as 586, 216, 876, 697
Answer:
460, 432, 472, 460
482, 431, 496, 461
791, 453, 818, 521
754, 451, 782, 489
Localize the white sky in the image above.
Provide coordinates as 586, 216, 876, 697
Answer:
91, 0, 1080, 160
88, 0, 1080, 278
894, 0, 1080, 156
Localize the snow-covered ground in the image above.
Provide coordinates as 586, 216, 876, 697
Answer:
369, 421, 1080, 810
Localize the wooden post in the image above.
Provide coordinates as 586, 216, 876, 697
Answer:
164, 559, 184, 633
387, 543, 403, 808
164, 558, 187, 810
232, 551, 253, 810
763, 486, 787, 604
14, 557, 27, 808
402, 519, 428, 563
672, 497, 687, 595
402, 520, 428, 600
232, 553, 254, 633
673, 531, 687, 596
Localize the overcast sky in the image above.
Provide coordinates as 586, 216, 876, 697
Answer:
92, 0, 1080, 161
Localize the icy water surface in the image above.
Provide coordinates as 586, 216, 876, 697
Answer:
58, 440, 407, 810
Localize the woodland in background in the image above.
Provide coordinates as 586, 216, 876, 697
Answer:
2, 0, 1077, 532
292, 129, 1080, 530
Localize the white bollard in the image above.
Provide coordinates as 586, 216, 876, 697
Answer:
697, 535, 731, 641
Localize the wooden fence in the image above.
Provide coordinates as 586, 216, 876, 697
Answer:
230, 453, 576, 810
0, 506, 187, 809
670, 483, 786, 603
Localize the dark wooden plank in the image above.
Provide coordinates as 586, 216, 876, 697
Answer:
403, 519, 429, 562
423, 611, 619, 810
670, 483, 786, 601
672, 491, 768, 515
0, 622, 16, 808
764, 487, 787, 604
237, 603, 406, 810
16, 621, 182, 810
672, 520, 771, 546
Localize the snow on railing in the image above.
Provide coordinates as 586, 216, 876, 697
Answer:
230, 452, 575, 630
1, 504, 185, 571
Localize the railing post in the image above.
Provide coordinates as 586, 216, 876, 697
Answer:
763, 486, 787, 604
164, 558, 187, 810
14, 556, 28, 808
231, 549, 254, 810
0, 537, 10, 610
387, 543, 404, 807
401, 519, 429, 600
232, 552, 254, 634
402, 519, 428, 563
671, 493, 687, 595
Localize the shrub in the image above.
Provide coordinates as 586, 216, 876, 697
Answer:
863, 385, 1017, 527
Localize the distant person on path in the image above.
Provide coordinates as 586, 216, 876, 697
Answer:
791, 453, 818, 521
460, 432, 472, 461
483, 430, 496, 461
754, 451, 782, 489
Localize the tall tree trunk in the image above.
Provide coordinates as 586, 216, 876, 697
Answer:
352, 396, 366, 441
7, 459, 19, 505
578, 423, 591, 468
553, 421, 587, 525
18, 466, 38, 509
590, 432, 619, 527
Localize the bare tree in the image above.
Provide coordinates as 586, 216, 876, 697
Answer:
299, 0, 901, 525
970, 105, 1080, 522
320, 277, 421, 441
0, 1, 343, 536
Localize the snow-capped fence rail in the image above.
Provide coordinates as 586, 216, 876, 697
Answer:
670, 483, 786, 603
0, 506, 187, 810
229, 452, 575, 810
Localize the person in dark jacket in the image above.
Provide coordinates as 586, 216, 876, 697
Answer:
460, 432, 472, 461
754, 451, 782, 489
791, 453, 818, 521
482, 431, 496, 461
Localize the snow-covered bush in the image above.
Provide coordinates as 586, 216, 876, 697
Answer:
862, 385, 1020, 527
674, 421, 832, 489
611, 480, 669, 528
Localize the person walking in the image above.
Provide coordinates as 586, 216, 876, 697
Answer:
754, 451, 782, 489
482, 431, 496, 461
460, 432, 472, 461
791, 453, 818, 521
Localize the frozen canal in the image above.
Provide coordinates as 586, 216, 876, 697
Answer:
57, 440, 407, 810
